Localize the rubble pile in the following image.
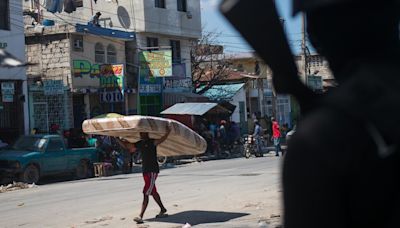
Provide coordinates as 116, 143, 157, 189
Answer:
0, 182, 36, 193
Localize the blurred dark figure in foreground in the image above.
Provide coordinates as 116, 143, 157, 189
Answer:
283, 0, 400, 227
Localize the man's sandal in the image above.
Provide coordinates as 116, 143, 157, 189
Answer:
133, 217, 144, 224
155, 212, 168, 218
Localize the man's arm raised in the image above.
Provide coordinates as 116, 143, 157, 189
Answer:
155, 123, 171, 146
116, 137, 137, 153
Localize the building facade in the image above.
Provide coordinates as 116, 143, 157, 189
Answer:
24, 0, 202, 117
228, 52, 293, 127
0, 0, 30, 143
25, 24, 135, 132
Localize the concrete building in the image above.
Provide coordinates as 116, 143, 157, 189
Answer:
295, 54, 335, 91
24, 0, 202, 117
227, 52, 336, 127
25, 24, 135, 132
0, 0, 30, 143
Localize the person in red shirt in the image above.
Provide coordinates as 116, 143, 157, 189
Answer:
271, 117, 281, 157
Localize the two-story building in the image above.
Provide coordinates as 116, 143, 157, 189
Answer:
24, 0, 201, 118
0, 1, 30, 143
25, 24, 136, 132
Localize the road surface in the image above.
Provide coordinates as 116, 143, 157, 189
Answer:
0, 155, 283, 228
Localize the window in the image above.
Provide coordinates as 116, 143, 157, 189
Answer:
177, 0, 187, 12
155, 0, 166, 8
107, 44, 117, 63
146, 37, 159, 50
72, 35, 84, 52
95, 43, 105, 63
0, 0, 10, 30
309, 55, 323, 67
170, 40, 181, 63
47, 139, 64, 152
74, 0, 83, 7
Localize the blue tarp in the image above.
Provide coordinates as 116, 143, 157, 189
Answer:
197, 83, 245, 101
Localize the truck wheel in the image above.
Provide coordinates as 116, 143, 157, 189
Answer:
21, 164, 40, 184
157, 156, 168, 165
76, 160, 89, 179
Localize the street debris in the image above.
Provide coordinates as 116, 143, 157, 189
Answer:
270, 214, 280, 218
0, 182, 37, 193
244, 202, 261, 208
84, 216, 113, 224
17, 203, 25, 207
120, 217, 126, 220
182, 223, 192, 228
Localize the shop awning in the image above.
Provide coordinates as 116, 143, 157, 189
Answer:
197, 83, 245, 101
160, 102, 231, 116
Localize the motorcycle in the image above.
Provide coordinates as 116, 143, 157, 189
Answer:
243, 135, 269, 158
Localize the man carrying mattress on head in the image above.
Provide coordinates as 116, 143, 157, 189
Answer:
116, 123, 171, 224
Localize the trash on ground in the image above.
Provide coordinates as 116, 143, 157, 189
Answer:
0, 182, 37, 193
182, 223, 192, 228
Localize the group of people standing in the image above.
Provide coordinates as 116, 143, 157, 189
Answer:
195, 119, 241, 157
253, 117, 286, 157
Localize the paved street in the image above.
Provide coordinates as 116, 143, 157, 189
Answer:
0, 156, 283, 228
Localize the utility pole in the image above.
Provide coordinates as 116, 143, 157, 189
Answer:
301, 14, 308, 86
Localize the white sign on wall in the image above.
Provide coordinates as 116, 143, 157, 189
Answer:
100, 91, 124, 103
139, 84, 162, 94
2, 94, 13, 102
1, 82, 14, 94
1, 82, 14, 102
43, 80, 64, 95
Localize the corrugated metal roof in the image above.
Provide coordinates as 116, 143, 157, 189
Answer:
161, 103, 220, 116
198, 83, 245, 101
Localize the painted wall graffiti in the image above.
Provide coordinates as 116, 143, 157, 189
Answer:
73, 60, 124, 89
73, 60, 100, 78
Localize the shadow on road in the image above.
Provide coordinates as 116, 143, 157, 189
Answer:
146, 210, 249, 226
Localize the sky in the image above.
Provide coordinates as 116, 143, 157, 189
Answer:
200, 0, 303, 54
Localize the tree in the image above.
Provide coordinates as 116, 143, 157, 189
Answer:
191, 32, 233, 94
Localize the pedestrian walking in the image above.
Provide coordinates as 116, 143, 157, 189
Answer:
271, 117, 281, 157
116, 124, 171, 224
253, 120, 263, 155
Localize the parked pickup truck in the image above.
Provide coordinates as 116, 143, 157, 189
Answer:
0, 134, 99, 183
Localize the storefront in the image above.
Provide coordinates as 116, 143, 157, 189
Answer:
0, 80, 25, 143
138, 50, 171, 116
72, 61, 132, 127
28, 81, 73, 133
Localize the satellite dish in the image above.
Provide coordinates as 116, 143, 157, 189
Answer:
117, 6, 131, 29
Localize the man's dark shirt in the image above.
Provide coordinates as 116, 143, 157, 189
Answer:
135, 139, 159, 173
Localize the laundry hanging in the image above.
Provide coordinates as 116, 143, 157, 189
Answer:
45, 0, 64, 13
64, 0, 77, 13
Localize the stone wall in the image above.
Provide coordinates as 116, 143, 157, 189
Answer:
26, 33, 72, 87
25, 28, 74, 130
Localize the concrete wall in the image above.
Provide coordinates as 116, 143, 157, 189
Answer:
142, 0, 201, 38
295, 54, 334, 81
70, 34, 126, 89
0, 0, 29, 135
0, 1, 26, 81
230, 87, 247, 124
26, 33, 72, 87
24, 0, 201, 39
136, 33, 192, 79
